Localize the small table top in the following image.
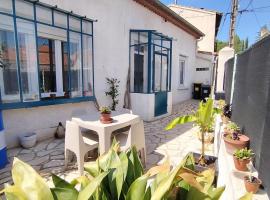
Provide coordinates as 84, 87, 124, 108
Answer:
72, 112, 140, 131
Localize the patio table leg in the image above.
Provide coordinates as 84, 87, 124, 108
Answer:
98, 129, 112, 155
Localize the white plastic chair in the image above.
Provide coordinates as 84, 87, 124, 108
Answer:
64, 120, 99, 175
112, 120, 146, 166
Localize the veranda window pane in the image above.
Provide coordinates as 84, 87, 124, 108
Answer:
82, 20, 92, 34
0, 0, 13, 14
54, 11, 67, 28
82, 35, 93, 96
17, 19, 39, 102
69, 31, 82, 97
15, 0, 34, 20
0, 14, 20, 103
69, 16, 81, 32
36, 5, 52, 25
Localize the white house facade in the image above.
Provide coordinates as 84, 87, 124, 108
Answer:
0, 0, 204, 148
169, 4, 222, 85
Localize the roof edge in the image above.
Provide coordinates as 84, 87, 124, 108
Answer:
133, 0, 204, 39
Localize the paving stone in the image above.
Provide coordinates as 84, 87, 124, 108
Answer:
7, 148, 21, 158
28, 155, 50, 166
47, 142, 59, 150
51, 155, 65, 160
20, 149, 33, 154
43, 160, 65, 168
37, 150, 54, 157
50, 150, 64, 156
17, 153, 35, 162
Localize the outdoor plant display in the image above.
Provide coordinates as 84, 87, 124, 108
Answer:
166, 98, 220, 168
105, 77, 120, 111
0, 141, 226, 200
223, 121, 250, 154
100, 106, 112, 124
244, 175, 262, 194
233, 148, 254, 171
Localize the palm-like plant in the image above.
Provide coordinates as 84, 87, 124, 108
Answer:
165, 98, 220, 166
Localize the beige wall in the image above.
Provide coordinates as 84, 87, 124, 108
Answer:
169, 5, 217, 53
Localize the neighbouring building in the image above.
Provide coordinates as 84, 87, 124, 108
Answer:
169, 4, 222, 85
0, 0, 205, 148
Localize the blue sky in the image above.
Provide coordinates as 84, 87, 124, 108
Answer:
161, 0, 270, 45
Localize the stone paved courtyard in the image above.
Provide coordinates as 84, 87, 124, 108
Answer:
0, 99, 214, 189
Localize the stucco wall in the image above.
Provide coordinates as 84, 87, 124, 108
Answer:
169, 5, 216, 53
3, 0, 198, 147
194, 53, 214, 85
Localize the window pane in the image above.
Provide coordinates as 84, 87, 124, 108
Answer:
17, 19, 39, 102
0, 0, 13, 14
38, 38, 56, 94
180, 61, 184, 85
161, 55, 168, 91
15, 0, 34, 20
54, 11, 67, 28
37, 24, 67, 41
69, 31, 82, 97
69, 17, 81, 32
82, 20, 92, 34
0, 14, 20, 103
154, 54, 161, 91
82, 35, 93, 96
36, 5, 52, 24
61, 42, 68, 94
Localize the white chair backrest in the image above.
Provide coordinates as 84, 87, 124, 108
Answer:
65, 121, 83, 150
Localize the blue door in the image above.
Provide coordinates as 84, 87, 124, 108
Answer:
154, 52, 168, 116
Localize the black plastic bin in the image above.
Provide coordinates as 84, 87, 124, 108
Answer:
193, 83, 202, 100
201, 85, 211, 100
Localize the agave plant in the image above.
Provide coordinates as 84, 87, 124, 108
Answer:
0, 141, 225, 200
165, 98, 221, 166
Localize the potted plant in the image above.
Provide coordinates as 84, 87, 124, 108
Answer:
244, 164, 262, 193
100, 106, 112, 124
166, 98, 220, 171
223, 121, 250, 154
233, 148, 254, 171
19, 132, 37, 149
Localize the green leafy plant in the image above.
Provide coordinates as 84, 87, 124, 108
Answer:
165, 98, 221, 166
105, 77, 120, 111
233, 148, 254, 160
225, 121, 241, 140
0, 141, 225, 200
100, 106, 111, 114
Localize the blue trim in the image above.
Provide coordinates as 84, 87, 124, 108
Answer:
0, 147, 8, 169
80, 19, 84, 96
147, 32, 152, 93
67, 14, 71, 96
0, 96, 95, 110
33, 3, 41, 100
91, 22, 95, 96
169, 40, 172, 91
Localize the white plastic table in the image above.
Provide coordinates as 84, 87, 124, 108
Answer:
72, 113, 141, 155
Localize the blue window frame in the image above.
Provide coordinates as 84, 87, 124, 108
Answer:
129, 30, 172, 94
0, 0, 95, 110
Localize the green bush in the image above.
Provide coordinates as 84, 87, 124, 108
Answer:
0, 141, 225, 200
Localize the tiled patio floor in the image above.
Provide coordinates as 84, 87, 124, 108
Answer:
0, 99, 214, 188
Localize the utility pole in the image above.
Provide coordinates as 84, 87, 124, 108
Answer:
229, 0, 238, 48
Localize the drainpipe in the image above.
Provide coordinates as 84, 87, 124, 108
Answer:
0, 109, 8, 169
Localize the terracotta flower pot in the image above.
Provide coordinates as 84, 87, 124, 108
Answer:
100, 113, 112, 124
233, 156, 251, 171
223, 133, 250, 154
244, 176, 262, 193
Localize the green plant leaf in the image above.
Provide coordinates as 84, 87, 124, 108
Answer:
1, 185, 28, 200
70, 176, 90, 190
126, 174, 150, 200
52, 174, 74, 189
84, 161, 99, 177
207, 186, 225, 200
186, 187, 210, 200
78, 171, 109, 200
165, 115, 196, 130
51, 188, 78, 200
11, 158, 54, 200
239, 192, 253, 200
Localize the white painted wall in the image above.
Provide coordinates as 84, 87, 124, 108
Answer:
194, 52, 214, 85
3, 0, 198, 147
169, 4, 217, 53
216, 47, 235, 92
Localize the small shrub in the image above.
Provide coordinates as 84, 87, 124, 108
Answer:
99, 106, 111, 114
234, 148, 254, 160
